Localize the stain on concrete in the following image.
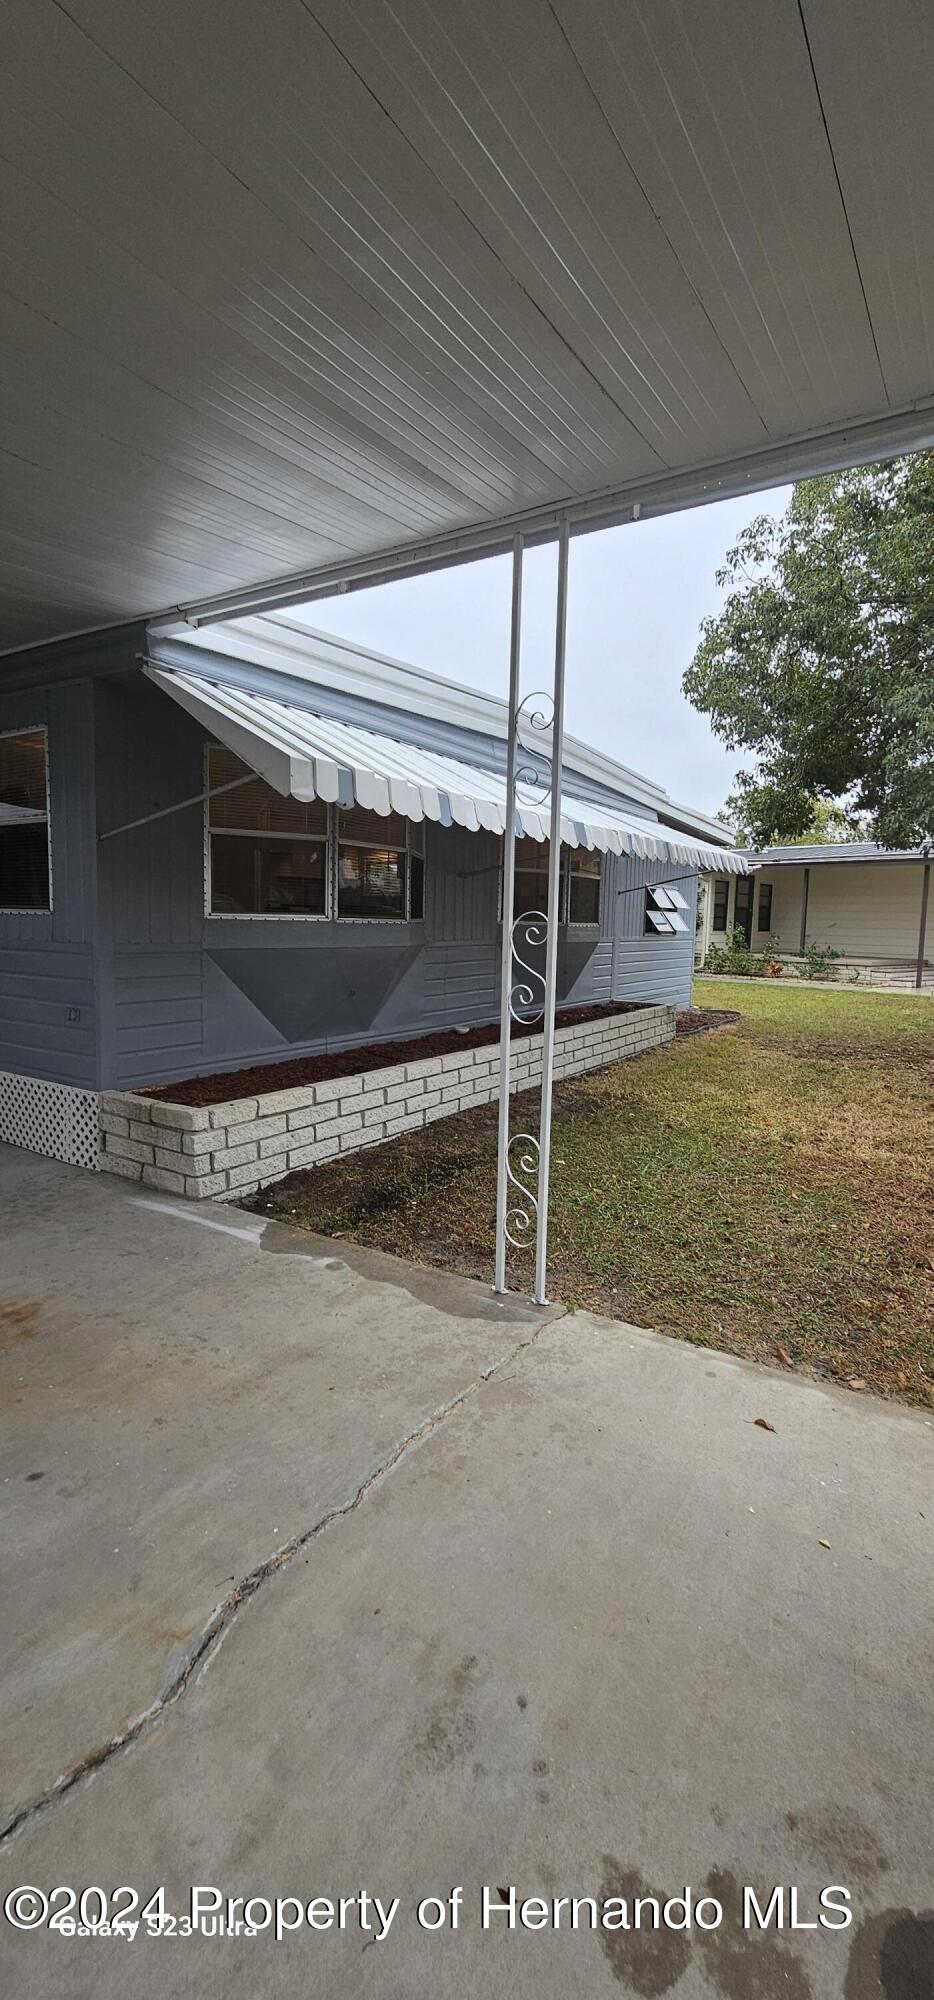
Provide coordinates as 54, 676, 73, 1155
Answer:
844, 1907, 934, 1999
786, 1805, 890, 1881
450, 1653, 478, 1696
0, 1298, 42, 1341
596, 1860, 691, 1996
697, 1870, 811, 2000
411, 1696, 477, 1774
410, 1654, 479, 1774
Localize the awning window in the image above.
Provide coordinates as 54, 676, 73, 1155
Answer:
646, 885, 690, 934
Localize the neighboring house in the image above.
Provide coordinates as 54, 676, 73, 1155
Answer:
697, 843, 932, 989
0, 614, 741, 1168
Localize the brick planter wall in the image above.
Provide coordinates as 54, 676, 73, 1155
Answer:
99, 1003, 675, 1201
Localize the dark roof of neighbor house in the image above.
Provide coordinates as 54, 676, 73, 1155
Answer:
744, 842, 931, 867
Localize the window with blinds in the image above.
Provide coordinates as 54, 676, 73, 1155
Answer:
337, 806, 422, 920
509, 838, 601, 925
205, 746, 425, 920
0, 729, 50, 911
206, 745, 329, 916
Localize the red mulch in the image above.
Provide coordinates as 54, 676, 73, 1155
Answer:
139, 1000, 650, 1107
676, 1007, 742, 1036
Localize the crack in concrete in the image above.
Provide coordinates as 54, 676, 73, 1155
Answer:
0, 1310, 560, 1850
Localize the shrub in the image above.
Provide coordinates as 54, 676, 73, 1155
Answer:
799, 940, 843, 981
704, 927, 784, 977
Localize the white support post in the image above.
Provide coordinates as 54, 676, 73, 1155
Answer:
533, 518, 570, 1306
493, 536, 524, 1294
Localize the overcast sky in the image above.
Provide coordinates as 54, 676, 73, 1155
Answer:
296, 484, 793, 819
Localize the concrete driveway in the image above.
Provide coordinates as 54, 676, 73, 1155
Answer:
1, 1145, 932, 1999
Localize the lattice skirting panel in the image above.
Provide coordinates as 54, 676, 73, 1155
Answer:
0, 1071, 100, 1171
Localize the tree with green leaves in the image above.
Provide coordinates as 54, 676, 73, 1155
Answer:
683, 454, 934, 848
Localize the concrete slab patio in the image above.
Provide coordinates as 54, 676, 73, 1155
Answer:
1, 1145, 932, 1999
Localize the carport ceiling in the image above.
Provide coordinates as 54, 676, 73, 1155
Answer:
2, 0, 933, 656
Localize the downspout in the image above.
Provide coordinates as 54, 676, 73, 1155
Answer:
799, 866, 810, 953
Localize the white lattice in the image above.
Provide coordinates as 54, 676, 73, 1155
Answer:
0, 1071, 100, 1171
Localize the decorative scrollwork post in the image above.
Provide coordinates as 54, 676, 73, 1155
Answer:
509, 910, 547, 1023
493, 535, 524, 1295
494, 519, 570, 1306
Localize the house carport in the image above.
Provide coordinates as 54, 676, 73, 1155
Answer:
2, 0, 932, 1291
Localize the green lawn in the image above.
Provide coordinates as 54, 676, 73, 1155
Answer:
249, 980, 934, 1407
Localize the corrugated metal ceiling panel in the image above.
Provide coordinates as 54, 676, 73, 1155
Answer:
0, 0, 932, 652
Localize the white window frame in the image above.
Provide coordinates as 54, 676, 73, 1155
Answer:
756, 878, 774, 933
504, 837, 602, 928
204, 744, 331, 921
203, 745, 427, 923
565, 846, 602, 927
0, 723, 52, 916
711, 876, 731, 931
334, 810, 424, 924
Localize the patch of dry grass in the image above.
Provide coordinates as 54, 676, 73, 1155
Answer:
246, 981, 934, 1407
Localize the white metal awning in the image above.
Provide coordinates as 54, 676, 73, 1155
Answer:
144, 662, 745, 874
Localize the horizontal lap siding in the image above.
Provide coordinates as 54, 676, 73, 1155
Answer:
113, 951, 204, 1086
804, 863, 926, 958
421, 943, 500, 1030
759, 868, 803, 949
0, 947, 96, 1086
562, 936, 612, 1003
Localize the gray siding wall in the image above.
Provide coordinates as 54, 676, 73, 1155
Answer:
0, 679, 98, 1085
94, 673, 695, 1088
611, 852, 699, 1005
3, 657, 696, 1095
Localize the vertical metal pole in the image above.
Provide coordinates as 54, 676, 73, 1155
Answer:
493, 536, 523, 1293
916, 861, 930, 990
533, 517, 570, 1307
799, 866, 810, 954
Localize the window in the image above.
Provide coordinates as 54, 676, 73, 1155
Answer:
757, 881, 773, 932
206, 748, 426, 920
513, 835, 557, 917
712, 878, 729, 930
207, 745, 328, 916
337, 806, 419, 921
568, 848, 601, 924
510, 838, 601, 924
734, 874, 753, 943
0, 728, 50, 911
645, 885, 689, 935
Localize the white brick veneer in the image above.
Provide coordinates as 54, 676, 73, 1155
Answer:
99, 1005, 675, 1200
